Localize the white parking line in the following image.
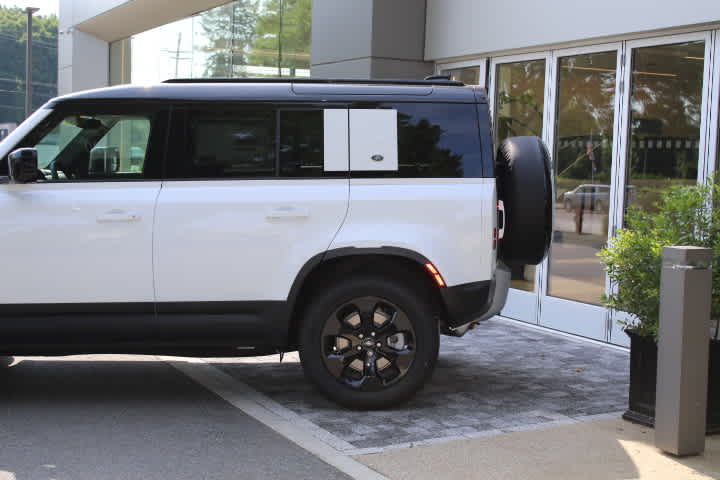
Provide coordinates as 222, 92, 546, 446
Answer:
168, 358, 389, 480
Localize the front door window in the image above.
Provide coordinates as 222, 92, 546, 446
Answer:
26, 114, 151, 181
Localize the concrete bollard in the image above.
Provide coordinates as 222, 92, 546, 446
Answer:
655, 246, 712, 456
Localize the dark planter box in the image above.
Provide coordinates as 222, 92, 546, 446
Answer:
623, 330, 720, 434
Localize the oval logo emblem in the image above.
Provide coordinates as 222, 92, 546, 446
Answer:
371, 154, 384, 162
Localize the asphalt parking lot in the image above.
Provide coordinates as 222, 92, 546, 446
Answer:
0, 318, 630, 479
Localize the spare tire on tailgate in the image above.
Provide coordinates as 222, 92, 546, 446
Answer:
496, 136, 552, 266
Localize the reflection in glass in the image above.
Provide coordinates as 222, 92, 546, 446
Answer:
279, 110, 324, 176
444, 67, 481, 85
495, 59, 546, 292
549, 51, 616, 305
126, 0, 312, 84
32, 115, 151, 181
626, 41, 705, 214
389, 103, 482, 178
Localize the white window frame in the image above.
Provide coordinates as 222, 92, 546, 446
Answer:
704, 30, 720, 178
540, 42, 624, 342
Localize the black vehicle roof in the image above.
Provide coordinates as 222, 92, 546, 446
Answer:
50, 78, 487, 106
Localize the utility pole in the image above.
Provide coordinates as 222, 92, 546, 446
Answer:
161, 32, 190, 79
277, 0, 283, 76
174, 32, 182, 77
25, 7, 39, 119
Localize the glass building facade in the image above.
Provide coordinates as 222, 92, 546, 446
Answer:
439, 30, 720, 345
114, 0, 311, 84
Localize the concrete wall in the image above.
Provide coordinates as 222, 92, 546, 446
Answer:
58, 0, 127, 94
426, 0, 720, 60
312, 0, 433, 78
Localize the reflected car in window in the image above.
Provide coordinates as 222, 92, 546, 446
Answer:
562, 184, 636, 211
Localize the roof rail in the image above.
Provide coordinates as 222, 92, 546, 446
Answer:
162, 77, 465, 87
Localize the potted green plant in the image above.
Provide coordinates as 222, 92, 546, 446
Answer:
599, 182, 720, 433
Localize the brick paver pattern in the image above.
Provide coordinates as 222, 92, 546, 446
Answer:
214, 319, 630, 449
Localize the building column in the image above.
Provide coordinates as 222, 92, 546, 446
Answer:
58, 28, 109, 95
311, 0, 433, 79
58, 0, 109, 94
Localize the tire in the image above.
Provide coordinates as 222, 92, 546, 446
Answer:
299, 274, 439, 410
496, 136, 552, 266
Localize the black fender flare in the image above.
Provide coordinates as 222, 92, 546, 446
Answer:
286, 246, 435, 309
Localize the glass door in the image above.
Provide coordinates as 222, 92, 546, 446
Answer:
538, 44, 623, 341
490, 53, 551, 324
610, 31, 715, 345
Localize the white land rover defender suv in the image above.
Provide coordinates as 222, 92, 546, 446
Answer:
0, 78, 552, 409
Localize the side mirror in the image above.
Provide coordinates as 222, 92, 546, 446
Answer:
8, 148, 39, 183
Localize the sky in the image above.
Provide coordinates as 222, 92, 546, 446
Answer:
0, 0, 58, 16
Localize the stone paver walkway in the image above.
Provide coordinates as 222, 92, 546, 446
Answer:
213, 318, 629, 449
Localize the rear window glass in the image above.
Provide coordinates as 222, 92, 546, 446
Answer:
178, 108, 276, 179
379, 103, 482, 178
279, 110, 324, 177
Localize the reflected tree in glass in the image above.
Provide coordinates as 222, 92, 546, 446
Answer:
626, 41, 705, 214
198, 1, 260, 78
495, 60, 546, 142
396, 112, 463, 177
248, 0, 312, 76
549, 52, 616, 306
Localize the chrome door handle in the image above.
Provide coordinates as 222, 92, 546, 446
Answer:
96, 209, 141, 223
265, 206, 310, 219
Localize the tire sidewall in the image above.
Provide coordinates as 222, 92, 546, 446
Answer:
299, 275, 439, 410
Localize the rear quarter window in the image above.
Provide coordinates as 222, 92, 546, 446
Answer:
378, 103, 483, 178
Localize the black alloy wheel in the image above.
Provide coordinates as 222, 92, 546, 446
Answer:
299, 274, 439, 409
321, 296, 416, 391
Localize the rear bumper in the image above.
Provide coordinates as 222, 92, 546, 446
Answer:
440, 261, 511, 335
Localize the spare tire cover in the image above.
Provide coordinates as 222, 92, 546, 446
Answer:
496, 136, 552, 266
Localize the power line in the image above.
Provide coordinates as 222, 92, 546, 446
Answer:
0, 31, 57, 48
0, 77, 57, 88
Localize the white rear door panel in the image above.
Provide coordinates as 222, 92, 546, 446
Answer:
154, 179, 348, 302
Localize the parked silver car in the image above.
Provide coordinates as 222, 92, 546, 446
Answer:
563, 184, 636, 211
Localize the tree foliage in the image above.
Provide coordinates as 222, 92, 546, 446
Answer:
198, 0, 311, 78
198, 0, 259, 78
248, 0, 311, 75
0, 6, 57, 123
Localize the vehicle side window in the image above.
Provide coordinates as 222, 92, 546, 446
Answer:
2, 112, 155, 181
279, 110, 324, 177
377, 103, 483, 178
172, 107, 276, 179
